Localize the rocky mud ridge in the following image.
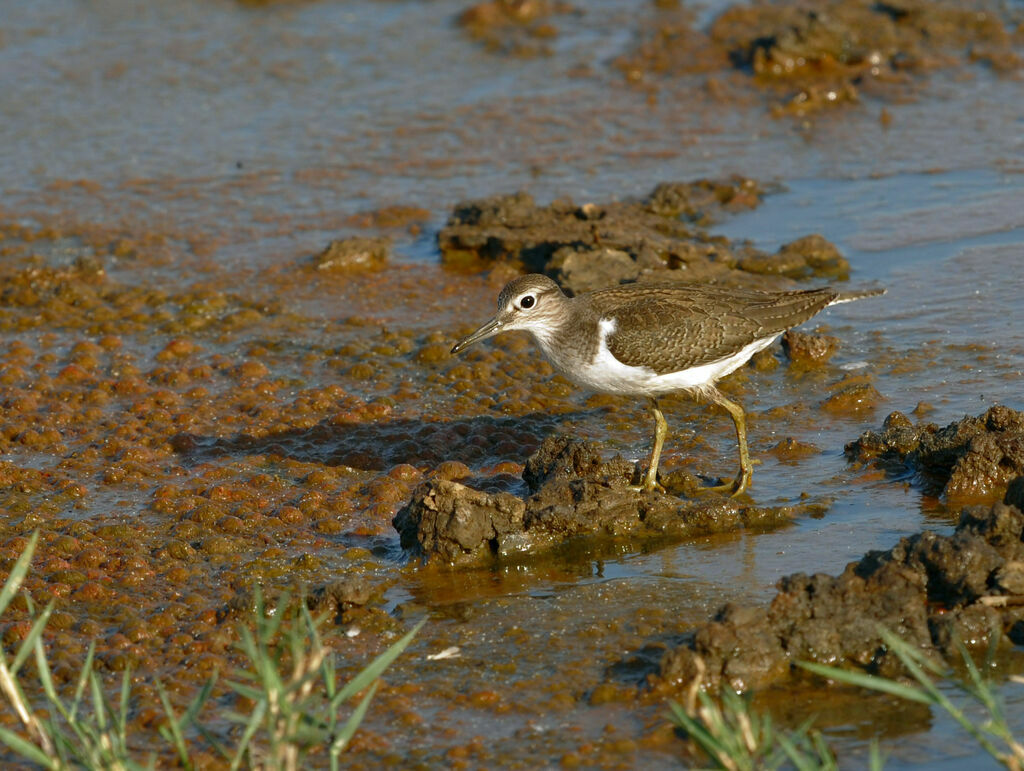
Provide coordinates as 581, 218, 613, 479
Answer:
394, 434, 825, 567
649, 406, 1024, 694
439, 178, 853, 295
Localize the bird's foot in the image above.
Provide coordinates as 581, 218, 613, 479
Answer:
629, 468, 665, 494
629, 481, 666, 494
700, 470, 751, 498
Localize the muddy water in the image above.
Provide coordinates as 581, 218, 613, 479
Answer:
2, 0, 1024, 767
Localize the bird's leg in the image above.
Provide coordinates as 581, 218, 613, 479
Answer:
702, 386, 753, 497
631, 397, 667, 493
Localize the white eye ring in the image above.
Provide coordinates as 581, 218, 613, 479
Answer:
519, 294, 536, 309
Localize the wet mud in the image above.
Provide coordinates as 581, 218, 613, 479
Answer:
652, 479, 1024, 694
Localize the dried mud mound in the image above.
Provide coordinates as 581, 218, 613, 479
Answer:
654, 489, 1024, 693
846, 405, 1024, 501
439, 179, 852, 295
394, 435, 820, 567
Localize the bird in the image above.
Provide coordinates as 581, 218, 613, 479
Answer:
451, 274, 883, 496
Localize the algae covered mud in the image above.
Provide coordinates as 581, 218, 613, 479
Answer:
2, 0, 1024, 767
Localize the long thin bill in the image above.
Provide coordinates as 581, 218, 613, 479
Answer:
451, 316, 502, 355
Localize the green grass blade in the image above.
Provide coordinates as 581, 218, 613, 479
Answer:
117, 667, 132, 748
889, 642, 1005, 762
810, 731, 837, 770
877, 628, 947, 679
31, 629, 73, 731
11, 600, 54, 677
775, 731, 814, 771
257, 590, 288, 646
796, 661, 933, 705
331, 680, 379, 757
229, 698, 266, 771
156, 679, 192, 770
183, 671, 217, 727
955, 637, 998, 713
666, 699, 728, 761
335, 618, 424, 705
322, 654, 338, 701
194, 721, 230, 761
0, 724, 57, 768
868, 738, 886, 771
70, 641, 97, 721
90, 669, 107, 732
224, 681, 263, 702
156, 673, 220, 763
0, 531, 38, 618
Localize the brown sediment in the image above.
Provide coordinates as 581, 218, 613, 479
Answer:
820, 380, 883, 416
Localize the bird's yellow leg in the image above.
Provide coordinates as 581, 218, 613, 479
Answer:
702, 387, 753, 497
631, 398, 667, 493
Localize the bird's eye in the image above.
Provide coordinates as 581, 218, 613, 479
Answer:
520, 295, 535, 309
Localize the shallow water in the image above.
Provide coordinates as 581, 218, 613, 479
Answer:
3, 0, 1024, 767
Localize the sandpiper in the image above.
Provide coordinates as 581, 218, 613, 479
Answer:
451, 274, 883, 496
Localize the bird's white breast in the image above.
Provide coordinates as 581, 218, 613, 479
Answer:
535, 317, 778, 397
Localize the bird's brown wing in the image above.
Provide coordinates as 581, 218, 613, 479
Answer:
601, 286, 838, 375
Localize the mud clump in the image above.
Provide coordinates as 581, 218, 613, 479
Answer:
344, 204, 431, 232
782, 329, 839, 365
311, 237, 390, 273
522, 433, 635, 492
820, 381, 882, 416
307, 577, 380, 625
653, 491, 1024, 693
617, 0, 1022, 115
739, 234, 849, 281
393, 481, 527, 565
457, 0, 576, 57
438, 179, 852, 294
846, 405, 1024, 501
394, 435, 815, 567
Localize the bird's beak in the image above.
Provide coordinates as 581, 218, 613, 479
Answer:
451, 316, 503, 355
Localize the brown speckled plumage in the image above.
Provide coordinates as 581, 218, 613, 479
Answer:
576, 282, 842, 375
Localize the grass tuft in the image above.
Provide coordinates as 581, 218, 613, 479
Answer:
798, 626, 1024, 770
0, 531, 423, 769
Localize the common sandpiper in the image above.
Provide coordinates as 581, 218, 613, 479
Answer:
451, 274, 883, 496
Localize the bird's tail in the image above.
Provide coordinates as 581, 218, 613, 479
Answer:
828, 286, 886, 306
